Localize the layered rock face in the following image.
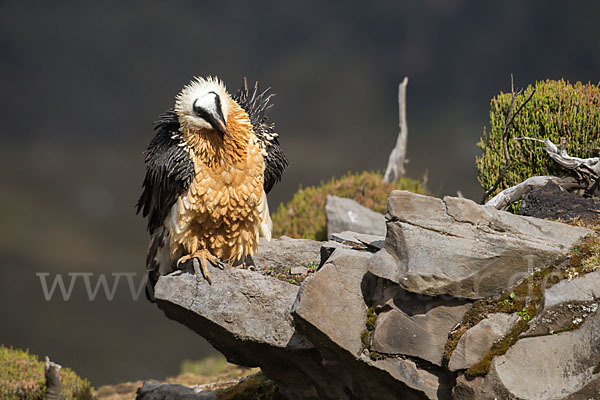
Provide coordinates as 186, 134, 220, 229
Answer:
146, 191, 597, 400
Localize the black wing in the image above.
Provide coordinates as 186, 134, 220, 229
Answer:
234, 78, 288, 193
136, 111, 195, 234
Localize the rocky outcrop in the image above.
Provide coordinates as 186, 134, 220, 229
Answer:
370, 191, 591, 299
325, 195, 386, 237
454, 301, 600, 399
151, 191, 598, 400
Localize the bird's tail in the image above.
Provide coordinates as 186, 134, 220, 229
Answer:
145, 226, 177, 302
259, 191, 272, 241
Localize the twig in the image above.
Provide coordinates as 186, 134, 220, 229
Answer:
383, 77, 409, 182
481, 75, 536, 203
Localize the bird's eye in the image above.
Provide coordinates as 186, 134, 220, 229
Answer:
192, 99, 209, 119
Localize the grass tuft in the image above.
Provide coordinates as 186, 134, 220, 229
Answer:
0, 345, 94, 400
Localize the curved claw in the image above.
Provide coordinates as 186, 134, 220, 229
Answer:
177, 250, 225, 284
211, 258, 226, 270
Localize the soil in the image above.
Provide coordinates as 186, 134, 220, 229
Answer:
519, 182, 600, 222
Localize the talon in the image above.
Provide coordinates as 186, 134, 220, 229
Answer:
177, 250, 220, 284
177, 254, 192, 266
211, 258, 226, 270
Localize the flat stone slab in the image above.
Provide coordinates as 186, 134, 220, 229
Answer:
154, 266, 302, 355
370, 191, 592, 299
448, 313, 519, 371
329, 231, 385, 251
251, 236, 322, 272
544, 271, 600, 308
371, 298, 472, 366
325, 195, 386, 237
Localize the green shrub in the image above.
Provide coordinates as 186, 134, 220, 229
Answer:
0, 345, 95, 400
477, 79, 600, 201
271, 171, 424, 240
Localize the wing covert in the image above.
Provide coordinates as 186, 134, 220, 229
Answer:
136, 111, 195, 234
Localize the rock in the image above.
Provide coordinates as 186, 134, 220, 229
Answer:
154, 266, 321, 399
362, 355, 445, 400
527, 301, 599, 336
151, 191, 596, 399
325, 195, 386, 237
293, 248, 451, 399
448, 313, 519, 371
371, 292, 472, 366
452, 375, 504, 400
155, 267, 298, 348
136, 382, 217, 400
520, 181, 600, 223
290, 266, 308, 275
319, 240, 356, 267
155, 248, 447, 399
293, 248, 372, 356
543, 271, 600, 308
455, 308, 600, 399
250, 236, 321, 271
372, 190, 592, 299
329, 231, 385, 251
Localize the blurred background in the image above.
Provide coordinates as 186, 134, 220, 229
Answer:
1, 0, 599, 386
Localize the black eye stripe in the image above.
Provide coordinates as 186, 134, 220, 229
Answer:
192, 99, 211, 120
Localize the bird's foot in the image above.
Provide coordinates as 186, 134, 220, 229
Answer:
177, 250, 226, 284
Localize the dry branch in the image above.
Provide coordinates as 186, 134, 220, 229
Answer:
481, 75, 536, 203
515, 136, 600, 178
485, 176, 581, 210
383, 77, 409, 182
486, 137, 600, 209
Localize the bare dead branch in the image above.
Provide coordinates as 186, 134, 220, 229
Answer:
383, 77, 409, 182
486, 137, 600, 209
514, 136, 600, 176
485, 176, 582, 210
481, 75, 536, 203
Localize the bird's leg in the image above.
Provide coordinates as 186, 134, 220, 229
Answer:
230, 256, 249, 269
177, 249, 225, 283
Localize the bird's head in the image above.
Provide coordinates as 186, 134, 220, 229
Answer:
175, 76, 230, 137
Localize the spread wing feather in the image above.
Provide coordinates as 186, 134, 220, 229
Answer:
136, 111, 195, 234
234, 78, 288, 193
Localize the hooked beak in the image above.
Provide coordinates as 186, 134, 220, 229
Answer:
192, 98, 230, 138
206, 111, 230, 138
